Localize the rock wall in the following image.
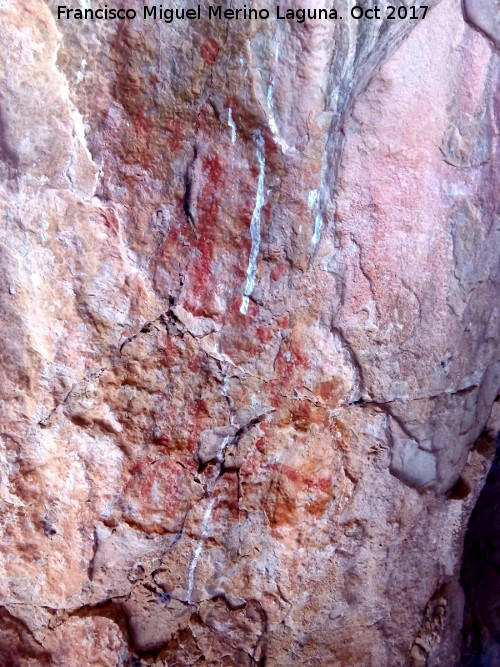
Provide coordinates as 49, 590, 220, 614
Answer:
0, 1, 498, 665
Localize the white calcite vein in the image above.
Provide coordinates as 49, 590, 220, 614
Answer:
227, 107, 237, 144
240, 131, 265, 315
311, 176, 326, 246
266, 45, 296, 154
186, 435, 230, 603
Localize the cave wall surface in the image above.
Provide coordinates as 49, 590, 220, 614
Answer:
0, 0, 499, 665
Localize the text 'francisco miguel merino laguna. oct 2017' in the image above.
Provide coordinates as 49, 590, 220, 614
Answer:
56, 5, 430, 23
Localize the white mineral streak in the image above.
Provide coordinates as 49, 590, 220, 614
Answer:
76, 58, 87, 84
227, 107, 237, 144
240, 132, 265, 315
221, 362, 230, 398
186, 436, 230, 603
311, 175, 326, 246
186, 496, 216, 603
266, 44, 296, 154
308, 188, 325, 245
311, 210, 324, 246
69, 103, 93, 165
308, 189, 319, 210
267, 88, 296, 154
311, 12, 359, 248
53, 39, 98, 196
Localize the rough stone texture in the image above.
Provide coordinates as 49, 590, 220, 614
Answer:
0, 0, 498, 665
463, 0, 500, 49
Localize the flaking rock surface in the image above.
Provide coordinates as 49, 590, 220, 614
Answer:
0, 1, 499, 665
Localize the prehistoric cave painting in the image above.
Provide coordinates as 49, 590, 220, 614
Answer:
0, 0, 498, 664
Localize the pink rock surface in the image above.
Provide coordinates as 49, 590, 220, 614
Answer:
0, 0, 498, 664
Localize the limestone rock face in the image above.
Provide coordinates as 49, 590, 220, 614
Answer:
0, 1, 498, 665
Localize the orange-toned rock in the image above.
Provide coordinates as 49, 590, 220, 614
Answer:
0, 0, 498, 664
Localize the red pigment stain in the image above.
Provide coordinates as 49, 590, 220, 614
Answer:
140, 464, 157, 502
262, 200, 273, 219
255, 438, 266, 454
256, 326, 274, 345
271, 463, 331, 493
163, 334, 180, 359
218, 297, 268, 364
272, 463, 302, 484
304, 477, 331, 493
265, 382, 284, 409
132, 108, 152, 136
240, 452, 262, 477
201, 38, 219, 65
233, 260, 247, 281
270, 263, 287, 281
261, 126, 279, 158
274, 337, 311, 392
185, 398, 210, 452
232, 294, 260, 319
182, 151, 224, 317
187, 399, 209, 421
259, 421, 272, 434
271, 314, 289, 330
225, 96, 238, 111
150, 103, 264, 318
188, 355, 201, 373
290, 340, 310, 368
273, 353, 294, 386
127, 458, 184, 507
161, 117, 185, 154
123, 457, 154, 496
154, 432, 171, 448
224, 473, 240, 516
